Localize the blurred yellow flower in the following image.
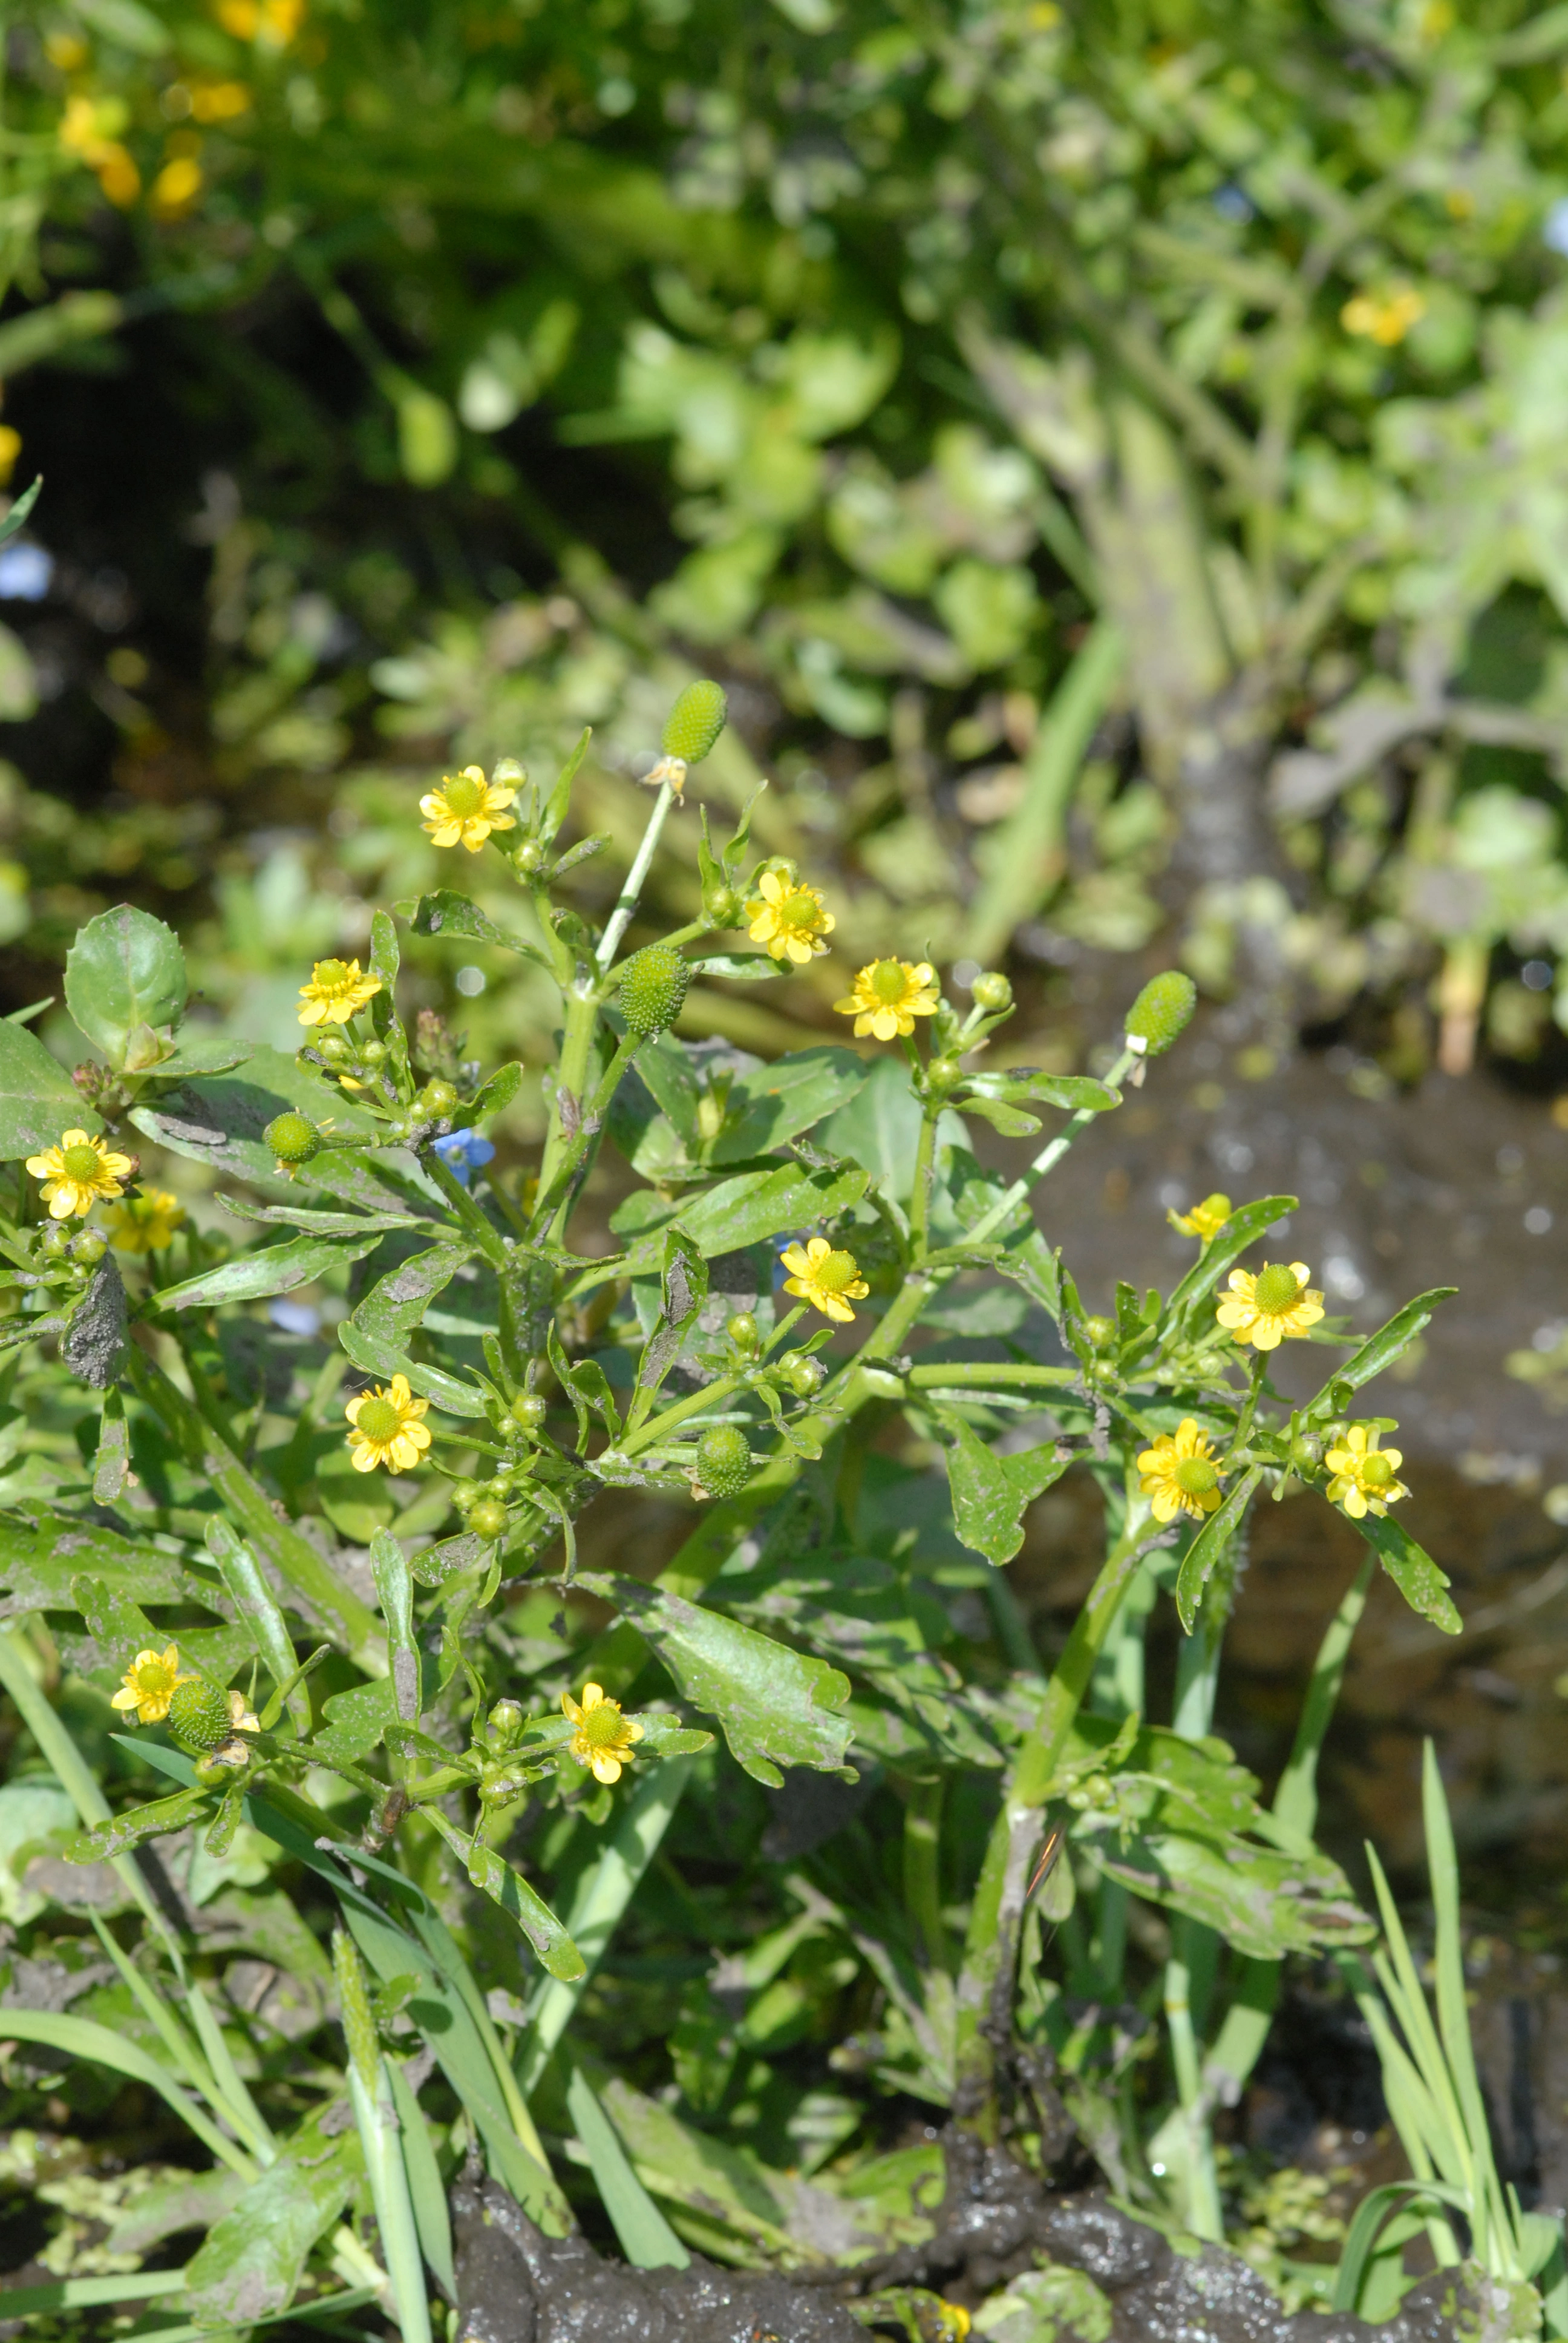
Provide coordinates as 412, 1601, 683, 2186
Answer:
151, 155, 204, 217
780, 1235, 868, 1324
26, 1129, 134, 1219
0, 428, 20, 490
111, 1643, 191, 1725
298, 957, 380, 1026
834, 958, 939, 1041
1324, 1423, 1409, 1519
45, 31, 91, 70
561, 1682, 643, 1784
105, 1187, 185, 1253
746, 870, 834, 964
1168, 1192, 1231, 1242
345, 1374, 431, 1473
190, 80, 252, 122
420, 765, 518, 852
1341, 288, 1426, 346
218, 0, 305, 44
1216, 1262, 1325, 1351
1138, 1418, 1224, 1524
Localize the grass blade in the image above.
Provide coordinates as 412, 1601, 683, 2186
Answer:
566, 2066, 690, 2270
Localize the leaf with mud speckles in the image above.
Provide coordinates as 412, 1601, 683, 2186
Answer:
178, 2104, 360, 2327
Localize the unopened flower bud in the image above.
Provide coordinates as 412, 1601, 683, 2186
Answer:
972, 971, 1013, 1013
511, 1391, 547, 1433
727, 1311, 761, 1359
71, 1228, 108, 1265
514, 839, 546, 876
785, 1354, 825, 1399
702, 878, 745, 928
420, 1080, 460, 1119
1083, 1314, 1117, 1352
488, 1698, 525, 1748
468, 1496, 509, 1541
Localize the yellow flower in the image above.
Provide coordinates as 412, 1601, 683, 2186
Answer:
1168, 1192, 1231, 1244
111, 1643, 191, 1725
297, 957, 381, 1027
1324, 1423, 1409, 1520
834, 958, 941, 1041
344, 1374, 432, 1473
105, 1187, 185, 1253
1138, 1418, 1225, 1524
780, 1235, 869, 1325
226, 1686, 261, 1733
26, 1129, 135, 1220
218, 0, 304, 43
1341, 288, 1426, 347
561, 1682, 644, 1785
745, 870, 835, 965
1215, 1261, 1325, 1352
189, 80, 252, 122
0, 427, 20, 489
150, 154, 203, 217
419, 765, 518, 853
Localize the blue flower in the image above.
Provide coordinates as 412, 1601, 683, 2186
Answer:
1546, 198, 1568, 257
433, 1127, 496, 1187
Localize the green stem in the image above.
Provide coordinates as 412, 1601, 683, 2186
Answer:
621, 1370, 746, 1458
419, 1145, 510, 1269
1226, 1352, 1269, 1461
537, 978, 601, 1202
903, 1775, 947, 1971
965, 1044, 1139, 1250
953, 1514, 1158, 2119
123, 1347, 384, 1672
908, 1103, 940, 1260
533, 1031, 641, 1244
597, 779, 678, 973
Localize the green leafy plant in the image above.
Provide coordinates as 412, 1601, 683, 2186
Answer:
0, 686, 1497, 2331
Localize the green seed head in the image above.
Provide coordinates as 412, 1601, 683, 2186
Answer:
265, 1112, 321, 1166
355, 1396, 402, 1444
696, 1424, 753, 1499
1125, 970, 1198, 1056
62, 1141, 104, 1181
617, 942, 691, 1040
1253, 1263, 1303, 1314
661, 680, 728, 766
1174, 1457, 1219, 1497
442, 770, 488, 818
169, 1679, 232, 1754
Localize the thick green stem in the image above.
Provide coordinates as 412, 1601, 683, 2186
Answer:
124, 1346, 384, 1672
908, 1103, 941, 1260
903, 1775, 947, 1971
420, 1144, 510, 1269
953, 1515, 1158, 2119
537, 978, 601, 1204
534, 1031, 641, 1244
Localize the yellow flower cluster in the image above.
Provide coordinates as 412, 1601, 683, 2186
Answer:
1341, 288, 1426, 347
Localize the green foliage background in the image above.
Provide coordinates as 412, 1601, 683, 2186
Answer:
7, 0, 1568, 1086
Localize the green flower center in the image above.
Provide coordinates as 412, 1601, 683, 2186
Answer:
356, 1397, 402, 1444
1174, 1457, 1219, 1496
581, 1702, 627, 1749
314, 959, 350, 991
869, 961, 909, 1004
443, 772, 488, 818
62, 1142, 104, 1181
1253, 1263, 1302, 1314
140, 1658, 177, 1696
812, 1248, 859, 1293
1361, 1453, 1395, 1489
781, 891, 820, 930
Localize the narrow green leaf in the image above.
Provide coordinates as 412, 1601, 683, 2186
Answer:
370, 1527, 420, 1722
567, 2068, 690, 2269
65, 1785, 211, 1861
1354, 1513, 1462, 1635
92, 1387, 131, 1504
1319, 1288, 1457, 1401
1174, 1466, 1262, 1633
425, 1809, 585, 1979
543, 726, 592, 842
388, 2056, 456, 2302
204, 1519, 310, 1736
152, 1228, 385, 1312
399, 890, 550, 969
0, 476, 42, 549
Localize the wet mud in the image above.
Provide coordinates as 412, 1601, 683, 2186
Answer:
452, 2142, 1515, 2343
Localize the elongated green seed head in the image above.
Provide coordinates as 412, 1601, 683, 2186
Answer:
1125, 971, 1198, 1055
661, 680, 728, 765
618, 942, 690, 1040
